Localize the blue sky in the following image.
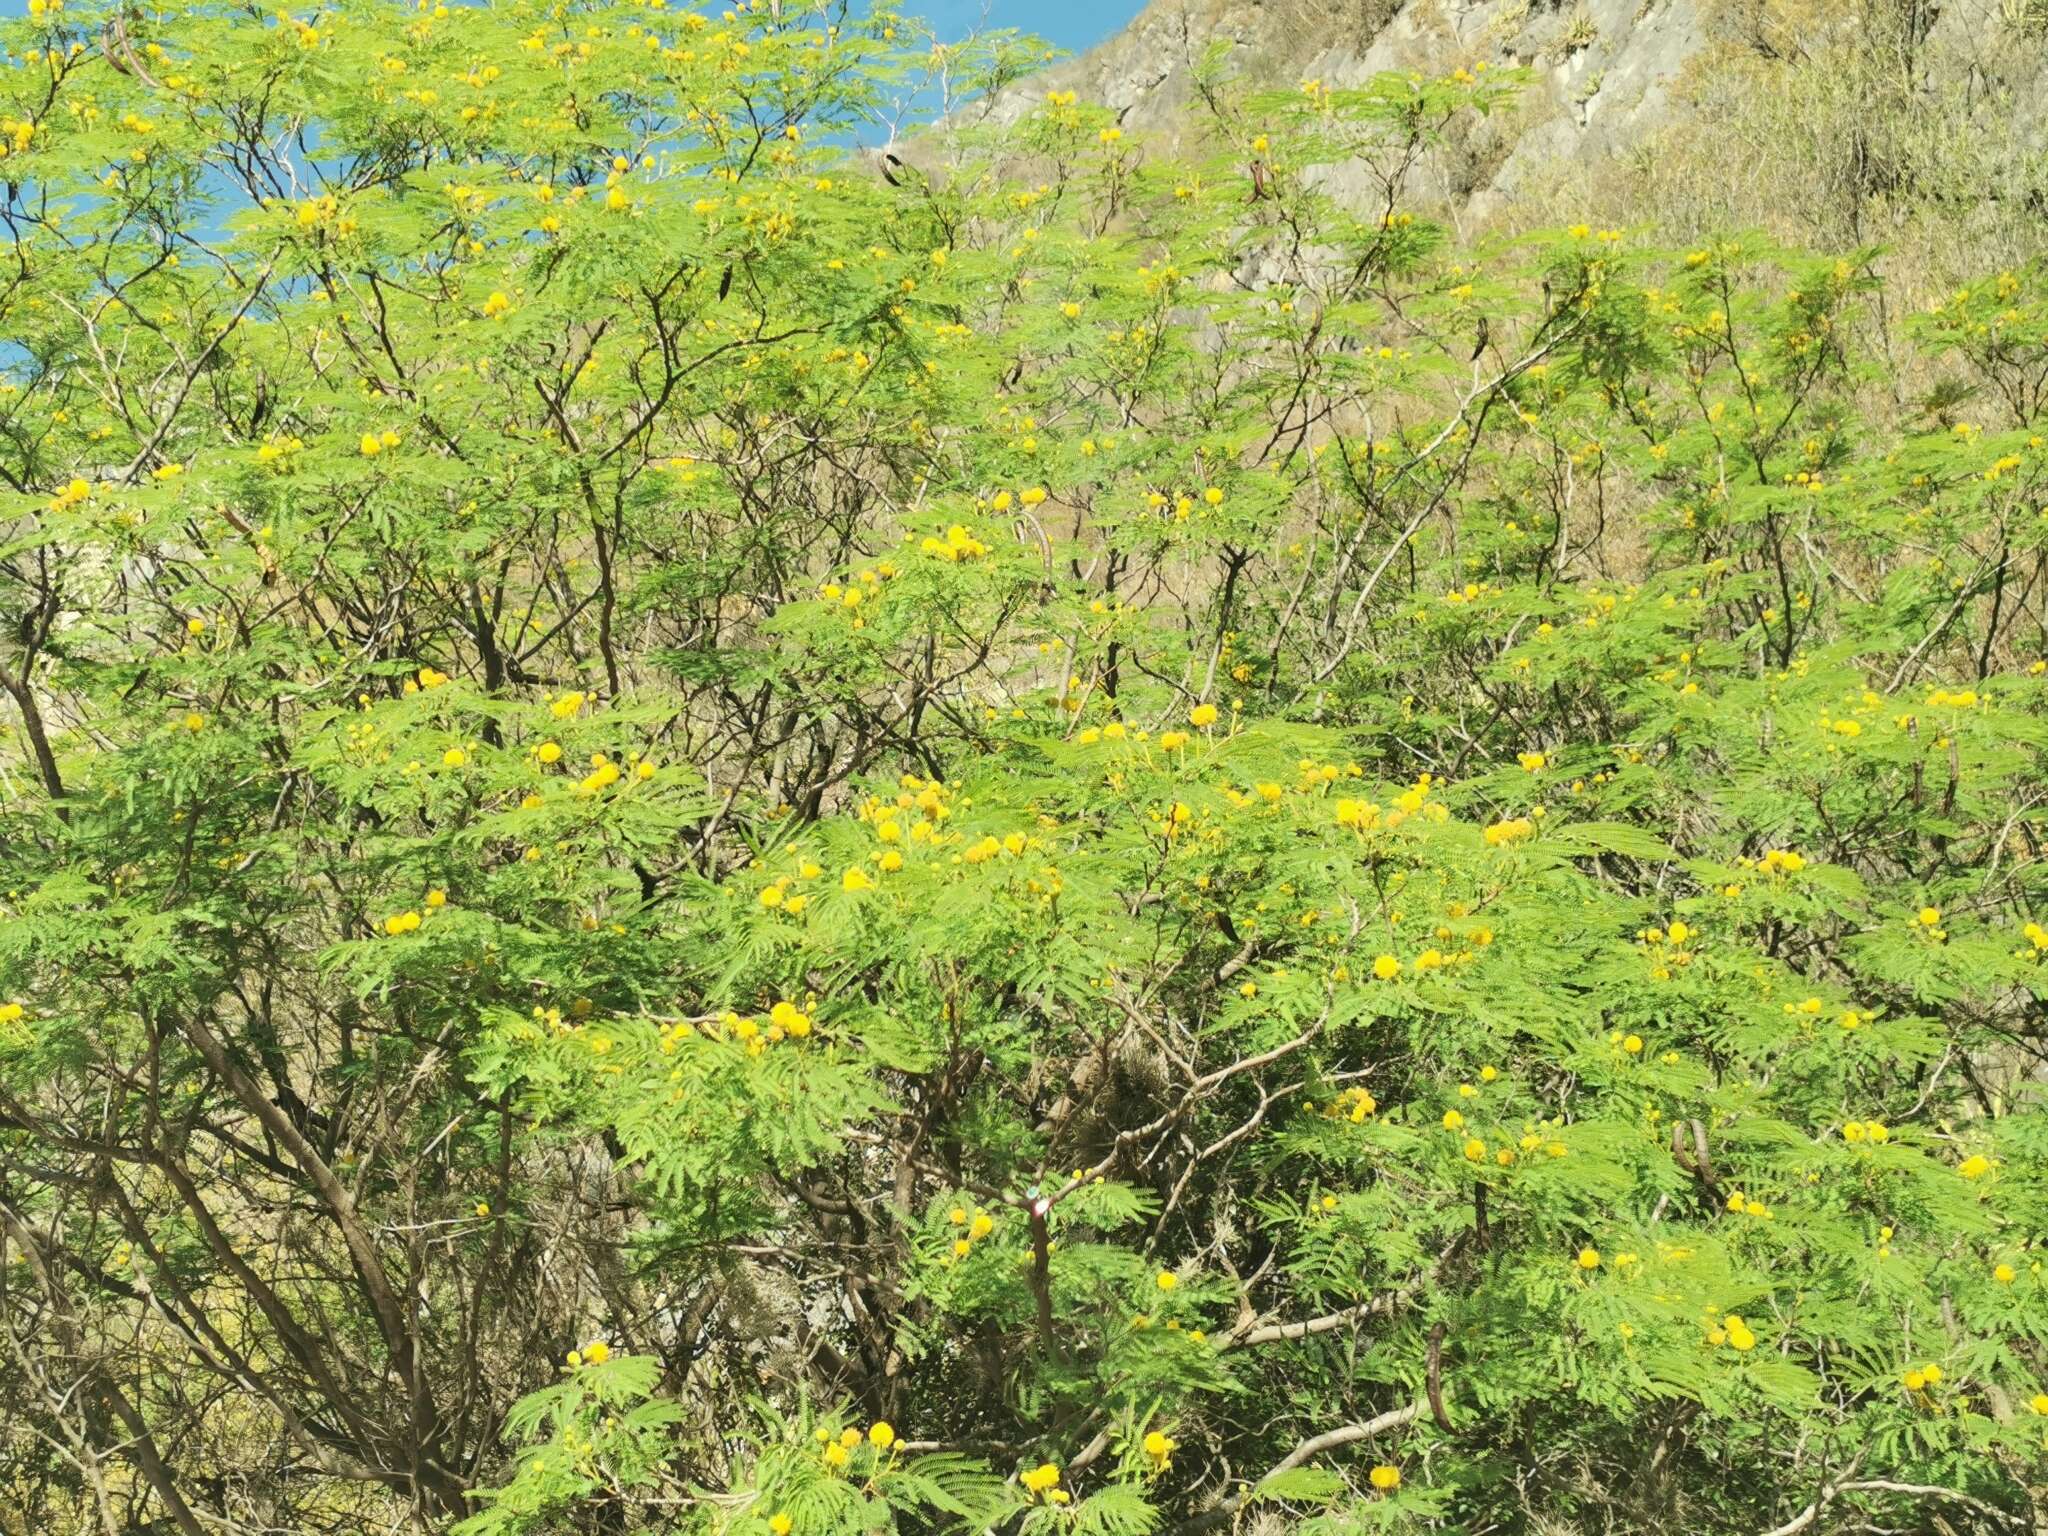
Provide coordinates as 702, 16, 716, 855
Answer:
916, 0, 1141, 52
0, 0, 1145, 48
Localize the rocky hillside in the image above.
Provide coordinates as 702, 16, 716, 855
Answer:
974, 0, 2048, 251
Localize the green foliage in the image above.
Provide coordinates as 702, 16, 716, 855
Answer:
1, 3, 2046, 1536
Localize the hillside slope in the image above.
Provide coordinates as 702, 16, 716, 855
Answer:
974, 0, 2048, 257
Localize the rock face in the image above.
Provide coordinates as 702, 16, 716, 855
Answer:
975, 0, 2048, 233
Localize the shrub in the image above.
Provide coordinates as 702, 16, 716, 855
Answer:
1, 5, 2045, 1535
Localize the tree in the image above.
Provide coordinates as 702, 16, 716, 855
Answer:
2, 3, 2046, 1534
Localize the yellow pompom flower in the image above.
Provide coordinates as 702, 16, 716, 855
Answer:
1021, 1464, 1062, 1496
1369, 1465, 1401, 1491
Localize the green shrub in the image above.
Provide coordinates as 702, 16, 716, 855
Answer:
1, 5, 2045, 1535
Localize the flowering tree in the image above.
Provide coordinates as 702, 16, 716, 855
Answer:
2, 3, 2046, 1535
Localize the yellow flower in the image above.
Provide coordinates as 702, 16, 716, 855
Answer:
425, 889, 446, 908
1958, 1154, 1992, 1180
1189, 703, 1218, 727
770, 1515, 793, 1536
824, 1442, 849, 1468
1021, 1463, 1062, 1496
841, 867, 874, 892
970, 1211, 994, 1239
1368, 1465, 1401, 1491
183, 712, 206, 732
1518, 751, 1545, 771
2031, 1393, 2048, 1415
1577, 1247, 1600, 1270
582, 1340, 609, 1364
359, 433, 383, 457
442, 748, 466, 767
1622, 1035, 1643, 1054
1141, 1430, 1175, 1466
1372, 955, 1401, 980
186, 616, 207, 635
1723, 1315, 1756, 1351
1917, 906, 1940, 926
1994, 1263, 2016, 1284
869, 1422, 895, 1450
1442, 1110, 1464, 1131
1155, 1270, 1177, 1291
